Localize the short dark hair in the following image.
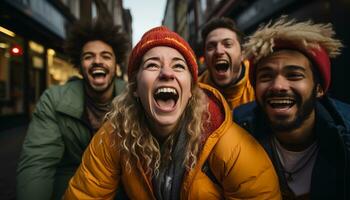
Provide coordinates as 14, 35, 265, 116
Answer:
64, 18, 131, 68
201, 17, 244, 45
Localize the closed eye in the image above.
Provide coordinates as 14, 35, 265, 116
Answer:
206, 43, 216, 51
102, 55, 112, 60
82, 53, 94, 60
223, 41, 233, 48
145, 63, 159, 70
257, 72, 274, 82
286, 72, 305, 80
284, 65, 306, 80
173, 64, 186, 72
82, 55, 92, 60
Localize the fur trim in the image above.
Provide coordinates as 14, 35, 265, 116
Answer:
243, 16, 343, 63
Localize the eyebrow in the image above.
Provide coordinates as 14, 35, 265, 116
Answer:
256, 66, 273, 73
222, 38, 234, 43
142, 56, 186, 64
81, 51, 114, 57
142, 56, 160, 64
206, 37, 233, 44
284, 65, 306, 71
257, 65, 306, 73
172, 57, 186, 63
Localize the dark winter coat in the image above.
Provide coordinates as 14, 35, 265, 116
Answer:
233, 96, 350, 199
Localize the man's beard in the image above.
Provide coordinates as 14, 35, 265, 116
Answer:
262, 87, 318, 132
84, 75, 115, 94
81, 63, 115, 95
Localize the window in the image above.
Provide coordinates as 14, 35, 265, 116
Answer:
0, 28, 25, 116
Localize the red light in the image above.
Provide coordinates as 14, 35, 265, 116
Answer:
12, 47, 19, 54
10, 44, 23, 56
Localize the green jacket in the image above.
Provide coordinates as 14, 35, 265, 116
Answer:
17, 79, 125, 200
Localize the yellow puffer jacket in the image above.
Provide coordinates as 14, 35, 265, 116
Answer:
199, 60, 255, 110
64, 83, 281, 200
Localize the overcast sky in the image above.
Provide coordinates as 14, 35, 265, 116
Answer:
123, 0, 167, 47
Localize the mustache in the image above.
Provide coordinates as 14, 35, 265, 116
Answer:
263, 90, 296, 99
88, 63, 110, 74
90, 62, 105, 68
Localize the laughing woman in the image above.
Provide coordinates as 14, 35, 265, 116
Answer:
63, 26, 281, 200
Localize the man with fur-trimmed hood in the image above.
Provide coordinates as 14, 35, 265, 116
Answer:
234, 16, 350, 199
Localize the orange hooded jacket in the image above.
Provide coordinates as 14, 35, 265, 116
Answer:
64, 83, 280, 200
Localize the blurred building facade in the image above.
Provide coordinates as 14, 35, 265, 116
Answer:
163, 0, 350, 104
0, 0, 132, 130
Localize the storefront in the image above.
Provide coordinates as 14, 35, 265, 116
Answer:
0, 7, 78, 130
0, 26, 26, 129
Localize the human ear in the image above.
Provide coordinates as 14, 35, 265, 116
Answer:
316, 84, 325, 98
116, 64, 123, 77
239, 54, 244, 62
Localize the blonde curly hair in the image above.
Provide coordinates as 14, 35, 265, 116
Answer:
106, 80, 209, 176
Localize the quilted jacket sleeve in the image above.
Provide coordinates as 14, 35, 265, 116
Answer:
63, 122, 121, 200
17, 89, 65, 200
210, 124, 282, 200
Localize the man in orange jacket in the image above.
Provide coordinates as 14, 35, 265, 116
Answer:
199, 17, 255, 110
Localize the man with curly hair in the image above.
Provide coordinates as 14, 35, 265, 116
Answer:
16, 18, 130, 200
234, 16, 350, 199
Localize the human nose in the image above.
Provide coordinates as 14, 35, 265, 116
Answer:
93, 55, 102, 64
270, 75, 289, 92
215, 43, 225, 55
159, 66, 175, 80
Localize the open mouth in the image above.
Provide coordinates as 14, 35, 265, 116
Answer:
153, 87, 179, 110
214, 60, 230, 72
267, 98, 296, 109
91, 68, 107, 78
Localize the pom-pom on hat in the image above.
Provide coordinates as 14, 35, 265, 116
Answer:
128, 26, 198, 82
244, 16, 343, 92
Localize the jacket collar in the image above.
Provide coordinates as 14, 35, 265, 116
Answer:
56, 80, 85, 119
316, 96, 350, 131
56, 79, 124, 120
199, 61, 251, 102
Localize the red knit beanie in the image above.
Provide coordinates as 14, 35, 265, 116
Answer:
128, 26, 198, 82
